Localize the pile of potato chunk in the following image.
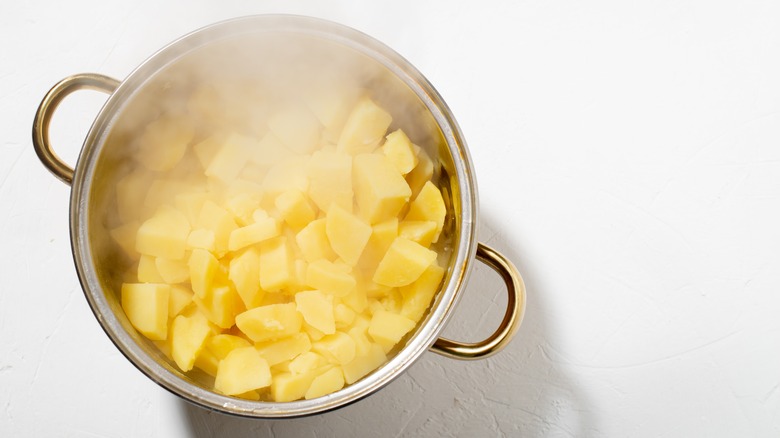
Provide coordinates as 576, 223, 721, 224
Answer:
112, 92, 447, 402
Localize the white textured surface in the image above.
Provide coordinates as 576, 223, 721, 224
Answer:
2, 1, 780, 436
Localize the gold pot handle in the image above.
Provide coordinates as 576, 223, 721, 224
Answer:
32, 73, 120, 186
431, 242, 526, 360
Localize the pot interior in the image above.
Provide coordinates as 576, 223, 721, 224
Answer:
76, 16, 473, 415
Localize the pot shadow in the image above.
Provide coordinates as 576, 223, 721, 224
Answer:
179, 213, 596, 437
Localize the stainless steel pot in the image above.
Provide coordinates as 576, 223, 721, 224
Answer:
32, 15, 525, 417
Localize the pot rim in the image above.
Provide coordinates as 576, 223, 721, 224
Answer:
69, 14, 478, 417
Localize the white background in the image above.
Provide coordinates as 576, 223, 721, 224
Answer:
2, 1, 779, 437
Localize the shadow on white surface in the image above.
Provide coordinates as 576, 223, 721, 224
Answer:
178, 214, 595, 437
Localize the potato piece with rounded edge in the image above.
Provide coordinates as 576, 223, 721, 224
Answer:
193, 284, 241, 329
171, 311, 211, 372
373, 237, 437, 287
155, 257, 190, 284
325, 205, 371, 266
405, 148, 434, 198
353, 153, 411, 225
400, 261, 445, 322
228, 247, 263, 309
271, 370, 319, 403
258, 236, 294, 292
205, 334, 252, 360
295, 290, 336, 335
312, 332, 356, 365
382, 130, 418, 175
398, 220, 437, 248
305, 367, 345, 400
368, 310, 416, 348
228, 217, 279, 252
215, 347, 272, 396
205, 134, 253, 184
275, 190, 316, 229
188, 249, 219, 299
136, 206, 191, 260
289, 352, 325, 375
307, 150, 353, 213
337, 98, 392, 155
137, 255, 164, 283
121, 283, 170, 341
197, 201, 238, 256
168, 285, 194, 318
358, 218, 398, 274
235, 303, 303, 343
268, 106, 321, 155
186, 229, 216, 252
136, 116, 194, 172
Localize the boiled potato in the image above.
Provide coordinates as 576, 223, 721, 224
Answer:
117, 92, 449, 402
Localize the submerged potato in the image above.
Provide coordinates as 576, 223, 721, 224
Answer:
116, 92, 447, 402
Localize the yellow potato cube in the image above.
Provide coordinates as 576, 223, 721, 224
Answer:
382, 129, 418, 175
295, 290, 336, 335
305, 85, 360, 134
194, 348, 219, 377
312, 332, 356, 365
368, 310, 416, 348
188, 249, 219, 299
192, 134, 223, 171
325, 205, 372, 266
136, 116, 194, 172
334, 303, 357, 329
186, 229, 216, 252
110, 221, 140, 260
347, 319, 372, 357
194, 284, 241, 329
224, 192, 263, 226
289, 352, 325, 375
228, 217, 279, 252
174, 192, 210, 226
246, 132, 293, 169
121, 283, 170, 341
168, 285, 193, 318
342, 343, 387, 384
405, 148, 434, 198
353, 153, 412, 224
405, 181, 446, 242
197, 201, 238, 255
205, 134, 252, 184
373, 237, 437, 287
215, 347, 272, 396
171, 312, 211, 372
307, 150, 353, 212
400, 261, 445, 322
337, 98, 392, 155
305, 260, 356, 297
137, 255, 164, 283
155, 257, 190, 284
340, 286, 368, 314
228, 247, 263, 309
235, 303, 303, 342
380, 289, 403, 315
358, 218, 398, 273
271, 371, 318, 403
295, 219, 337, 263
267, 106, 321, 155
136, 206, 191, 260
258, 236, 294, 292
262, 158, 309, 196
398, 220, 437, 248
235, 390, 261, 401
275, 191, 316, 229
255, 332, 312, 366
305, 367, 345, 399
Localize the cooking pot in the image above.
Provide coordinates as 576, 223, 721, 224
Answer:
32, 15, 525, 417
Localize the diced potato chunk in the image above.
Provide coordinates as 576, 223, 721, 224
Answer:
337, 98, 392, 155
307, 150, 353, 212
373, 238, 437, 287
215, 347, 272, 395
275, 191, 316, 229
171, 312, 211, 372
255, 333, 312, 366
188, 249, 219, 299
136, 116, 194, 172
168, 285, 194, 318
194, 284, 241, 329
258, 236, 294, 292
197, 201, 238, 255
268, 106, 321, 155
121, 283, 170, 341
296, 219, 336, 263
205, 134, 252, 184
136, 206, 191, 260
235, 303, 303, 342
342, 343, 387, 384
228, 217, 279, 252
353, 154, 411, 224
404, 181, 446, 242
312, 332, 356, 365
305, 367, 345, 399
398, 220, 437, 247
205, 334, 252, 360
289, 352, 324, 375
295, 290, 336, 335
110, 221, 140, 260
137, 255, 164, 283
305, 260, 356, 297
271, 371, 319, 402
368, 310, 416, 348
382, 130, 418, 175
186, 229, 216, 252
400, 262, 445, 322
228, 247, 263, 309
358, 218, 398, 273
155, 257, 190, 284
406, 148, 434, 198
325, 205, 371, 266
